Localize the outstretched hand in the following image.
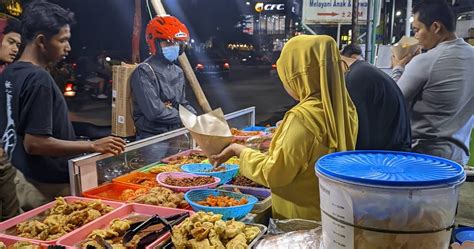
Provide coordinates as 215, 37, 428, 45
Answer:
210, 143, 247, 167
91, 136, 126, 155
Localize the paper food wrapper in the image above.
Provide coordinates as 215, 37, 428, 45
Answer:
391, 36, 419, 59
179, 105, 233, 157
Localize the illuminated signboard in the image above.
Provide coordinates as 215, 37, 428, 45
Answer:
255, 2, 285, 13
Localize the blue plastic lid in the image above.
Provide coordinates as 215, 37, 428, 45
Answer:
454, 227, 474, 243
242, 126, 267, 132
316, 151, 465, 187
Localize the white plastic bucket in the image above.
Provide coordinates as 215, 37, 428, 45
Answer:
316, 151, 465, 249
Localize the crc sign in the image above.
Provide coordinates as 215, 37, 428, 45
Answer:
255, 3, 285, 13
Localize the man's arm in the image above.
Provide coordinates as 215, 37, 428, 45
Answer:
18, 71, 126, 157
391, 66, 404, 82
178, 79, 197, 115
24, 134, 126, 157
130, 65, 181, 124
391, 54, 431, 102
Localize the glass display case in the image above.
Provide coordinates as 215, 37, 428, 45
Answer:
68, 107, 256, 195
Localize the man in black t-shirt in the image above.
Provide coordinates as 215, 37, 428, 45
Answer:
0, 1, 126, 210
0, 17, 21, 220
341, 51, 411, 151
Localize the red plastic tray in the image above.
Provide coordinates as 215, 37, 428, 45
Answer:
0, 196, 124, 245
57, 203, 193, 249
112, 171, 159, 188
82, 182, 149, 202
161, 149, 206, 164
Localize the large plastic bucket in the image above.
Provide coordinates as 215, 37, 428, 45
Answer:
315, 151, 466, 249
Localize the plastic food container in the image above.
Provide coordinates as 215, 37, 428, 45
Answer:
181, 163, 239, 184
112, 171, 159, 188
0, 196, 124, 245
218, 184, 271, 213
156, 172, 221, 192
184, 189, 258, 220
57, 203, 193, 249
82, 182, 148, 202
453, 227, 474, 243
161, 149, 206, 164
247, 223, 268, 247
242, 126, 268, 132
316, 151, 466, 249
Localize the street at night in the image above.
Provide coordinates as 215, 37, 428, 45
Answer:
69, 62, 295, 126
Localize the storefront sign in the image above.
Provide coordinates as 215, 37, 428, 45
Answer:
255, 2, 285, 13
302, 0, 368, 24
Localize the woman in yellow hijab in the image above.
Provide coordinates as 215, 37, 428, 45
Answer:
211, 35, 358, 220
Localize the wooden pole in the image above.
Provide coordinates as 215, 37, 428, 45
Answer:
150, 0, 212, 113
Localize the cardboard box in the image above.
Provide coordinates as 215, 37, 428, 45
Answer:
391, 36, 419, 60
468, 38, 474, 46
111, 63, 137, 137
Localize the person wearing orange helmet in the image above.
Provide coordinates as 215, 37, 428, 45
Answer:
130, 15, 197, 139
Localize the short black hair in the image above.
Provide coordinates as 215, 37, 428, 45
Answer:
413, 0, 455, 32
3, 18, 21, 35
341, 44, 362, 57
21, 0, 75, 43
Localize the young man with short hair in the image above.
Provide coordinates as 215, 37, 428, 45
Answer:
0, 1, 126, 210
0, 17, 21, 220
391, 0, 474, 165
341, 43, 364, 60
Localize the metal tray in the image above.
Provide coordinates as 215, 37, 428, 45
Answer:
247, 223, 268, 248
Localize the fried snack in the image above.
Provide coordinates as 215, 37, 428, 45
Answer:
15, 197, 113, 241
201, 156, 240, 165
119, 188, 148, 201
197, 195, 248, 207
166, 153, 208, 165
80, 218, 133, 249
171, 212, 260, 249
10, 241, 40, 249
128, 175, 158, 188
230, 128, 261, 137
126, 187, 188, 208
149, 164, 183, 174
231, 175, 264, 188
164, 176, 215, 187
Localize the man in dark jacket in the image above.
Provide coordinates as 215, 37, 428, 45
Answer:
130, 16, 196, 139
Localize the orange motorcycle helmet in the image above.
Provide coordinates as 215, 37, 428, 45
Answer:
146, 15, 189, 55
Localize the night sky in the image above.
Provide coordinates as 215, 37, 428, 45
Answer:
45, 0, 247, 62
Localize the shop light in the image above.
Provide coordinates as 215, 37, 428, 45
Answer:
246, 1, 250, 5
65, 83, 73, 92
105, 57, 111, 62
223, 62, 230, 69
64, 83, 76, 97
409, 16, 414, 23
196, 63, 204, 70
396, 11, 402, 16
